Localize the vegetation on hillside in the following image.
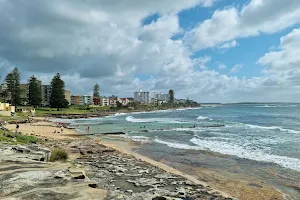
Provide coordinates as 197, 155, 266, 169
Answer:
0, 130, 39, 144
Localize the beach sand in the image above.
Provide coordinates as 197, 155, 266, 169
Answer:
6, 120, 77, 140
5, 118, 284, 199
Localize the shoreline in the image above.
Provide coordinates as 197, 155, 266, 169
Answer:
4, 118, 232, 199
4, 117, 287, 199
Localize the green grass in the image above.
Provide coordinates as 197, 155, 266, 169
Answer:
35, 106, 92, 116
35, 105, 113, 116
0, 130, 39, 144
50, 148, 68, 162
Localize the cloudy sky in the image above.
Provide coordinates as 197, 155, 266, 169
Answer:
0, 0, 300, 103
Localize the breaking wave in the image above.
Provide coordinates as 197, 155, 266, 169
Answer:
125, 116, 188, 124
154, 138, 300, 172
197, 116, 213, 120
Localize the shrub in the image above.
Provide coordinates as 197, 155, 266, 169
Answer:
50, 148, 68, 162
0, 131, 39, 144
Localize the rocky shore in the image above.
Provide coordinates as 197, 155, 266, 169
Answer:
0, 138, 233, 200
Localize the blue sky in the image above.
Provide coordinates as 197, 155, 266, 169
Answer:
0, 0, 300, 102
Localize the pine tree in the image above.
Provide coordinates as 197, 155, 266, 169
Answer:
28, 75, 42, 108
169, 89, 174, 102
5, 67, 21, 106
50, 73, 68, 111
93, 83, 100, 97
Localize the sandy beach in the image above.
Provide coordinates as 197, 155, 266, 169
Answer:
6, 120, 77, 140
4, 118, 285, 199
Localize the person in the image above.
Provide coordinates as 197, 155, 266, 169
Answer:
87, 126, 90, 132
61, 126, 64, 133
15, 123, 19, 133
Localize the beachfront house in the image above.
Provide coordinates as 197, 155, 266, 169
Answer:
0, 102, 15, 116
15, 106, 36, 115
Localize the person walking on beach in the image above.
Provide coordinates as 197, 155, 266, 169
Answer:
87, 126, 90, 132
15, 123, 19, 133
60, 126, 64, 133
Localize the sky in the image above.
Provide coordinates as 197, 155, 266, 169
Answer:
0, 0, 300, 103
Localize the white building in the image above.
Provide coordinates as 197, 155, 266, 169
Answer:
134, 91, 154, 104
101, 97, 109, 106
155, 93, 170, 102
79, 95, 92, 105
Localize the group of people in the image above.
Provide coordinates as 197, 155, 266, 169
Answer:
53, 122, 64, 134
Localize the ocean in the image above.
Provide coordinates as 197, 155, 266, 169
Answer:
66, 103, 300, 198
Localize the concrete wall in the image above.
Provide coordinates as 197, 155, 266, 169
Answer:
0, 111, 11, 116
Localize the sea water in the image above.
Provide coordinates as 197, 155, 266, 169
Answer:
70, 103, 300, 198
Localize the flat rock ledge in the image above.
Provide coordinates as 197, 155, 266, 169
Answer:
0, 140, 234, 200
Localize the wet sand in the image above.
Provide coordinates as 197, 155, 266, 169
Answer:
99, 137, 285, 200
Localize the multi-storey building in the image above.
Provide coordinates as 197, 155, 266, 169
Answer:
71, 95, 92, 106
71, 95, 80, 105
42, 85, 71, 106
64, 90, 71, 105
155, 93, 170, 102
101, 97, 109, 106
42, 85, 52, 106
80, 95, 92, 105
134, 91, 154, 104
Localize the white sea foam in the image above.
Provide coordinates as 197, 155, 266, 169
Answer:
255, 104, 298, 108
154, 139, 201, 150
225, 123, 300, 134
197, 116, 213, 120
154, 137, 300, 171
130, 136, 152, 143
255, 105, 277, 108
125, 116, 188, 124
245, 124, 300, 134
189, 138, 300, 172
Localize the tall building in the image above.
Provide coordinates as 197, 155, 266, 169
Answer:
42, 85, 70, 106
64, 90, 71, 105
42, 85, 52, 106
156, 93, 170, 102
71, 95, 80, 105
134, 91, 154, 104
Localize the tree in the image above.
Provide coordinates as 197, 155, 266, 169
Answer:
93, 83, 100, 97
116, 100, 122, 108
28, 75, 42, 108
5, 67, 21, 106
169, 89, 174, 102
50, 73, 68, 111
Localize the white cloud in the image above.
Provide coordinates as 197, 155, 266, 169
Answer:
186, 0, 300, 50
258, 28, 300, 72
1, 0, 300, 103
218, 40, 238, 49
218, 64, 226, 69
230, 64, 243, 73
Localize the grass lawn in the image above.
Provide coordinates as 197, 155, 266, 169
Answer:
35, 106, 92, 116
35, 105, 112, 116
